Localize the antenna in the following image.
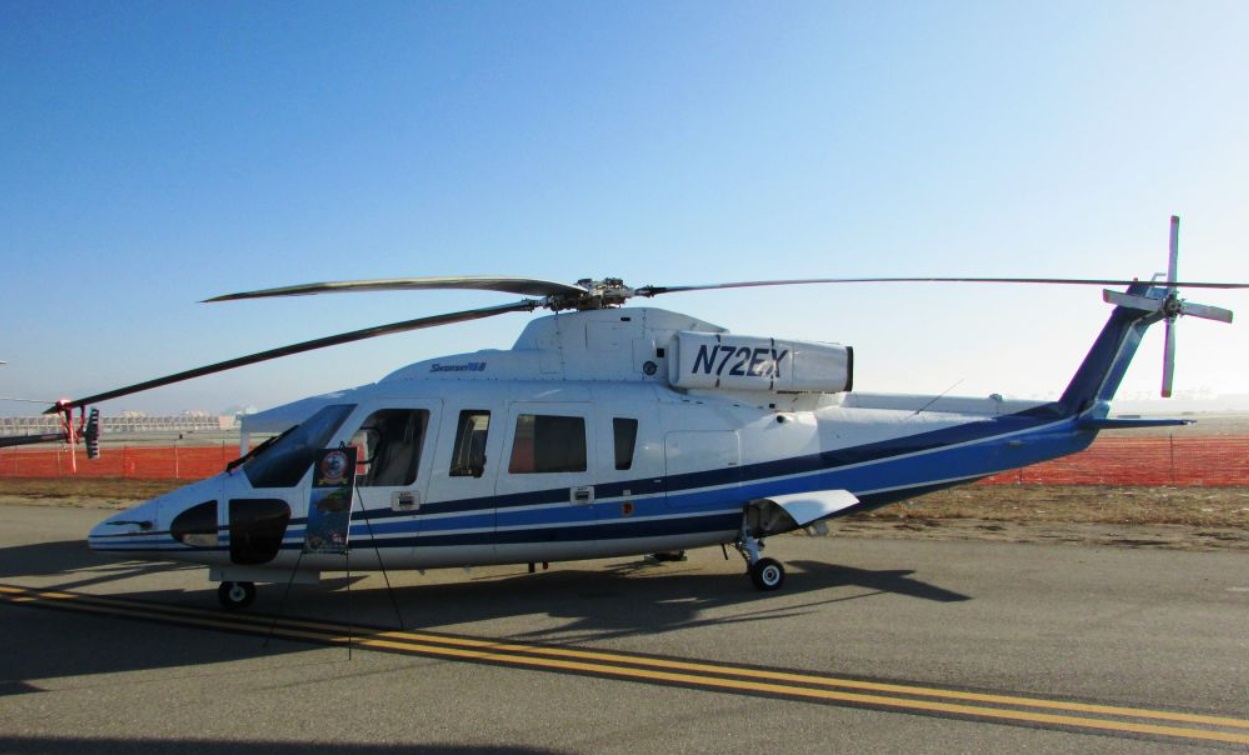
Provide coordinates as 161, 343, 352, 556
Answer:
912, 379, 965, 416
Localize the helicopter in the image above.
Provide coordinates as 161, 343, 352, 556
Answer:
39, 217, 1246, 609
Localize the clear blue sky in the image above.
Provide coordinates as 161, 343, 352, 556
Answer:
3, 1, 1247, 416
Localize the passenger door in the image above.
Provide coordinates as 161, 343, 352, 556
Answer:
421, 407, 500, 559
348, 402, 441, 538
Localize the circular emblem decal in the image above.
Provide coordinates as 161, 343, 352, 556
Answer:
319, 449, 350, 484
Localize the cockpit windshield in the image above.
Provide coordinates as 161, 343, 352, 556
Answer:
240, 404, 356, 488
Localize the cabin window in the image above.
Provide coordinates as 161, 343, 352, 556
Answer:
243, 404, 355, 489
509, 414, 587, 474
613, 417, 638, 471
450, 410, 490, 477
351, 409, 429, 487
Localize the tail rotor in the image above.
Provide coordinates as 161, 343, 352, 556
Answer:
1102, 215, 1234, 397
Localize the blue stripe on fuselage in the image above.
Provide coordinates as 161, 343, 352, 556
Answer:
347, 406, 1088, 534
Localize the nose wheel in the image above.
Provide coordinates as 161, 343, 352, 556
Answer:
218, 581, 256, 609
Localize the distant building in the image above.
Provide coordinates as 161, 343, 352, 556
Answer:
0, 414, 236, 437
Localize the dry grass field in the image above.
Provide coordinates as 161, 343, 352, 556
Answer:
839, 483, 1249, 551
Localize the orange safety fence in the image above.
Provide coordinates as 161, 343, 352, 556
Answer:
0, 443, 240, 481
1, 436, 1247, 486
979, 435, 1249, 486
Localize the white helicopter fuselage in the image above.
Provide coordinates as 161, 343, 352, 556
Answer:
85, 298, 1160, 598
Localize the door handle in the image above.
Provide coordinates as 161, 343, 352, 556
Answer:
391, 490, 420, 512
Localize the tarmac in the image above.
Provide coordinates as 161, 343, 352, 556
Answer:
2, 502, 1248, 754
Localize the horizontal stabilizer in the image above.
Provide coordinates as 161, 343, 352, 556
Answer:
1102, 289, 1162, 313
1078, 417, 1194, 430
768, 490, 860, 527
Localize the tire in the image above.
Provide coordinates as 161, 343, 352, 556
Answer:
218, 581, 256, 610
750, 557, 785, 591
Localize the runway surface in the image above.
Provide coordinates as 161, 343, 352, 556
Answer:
2, 503, 1247, 753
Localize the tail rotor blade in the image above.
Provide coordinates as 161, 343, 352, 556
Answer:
1180, 301, 1234, 323
1167, 215, 1180, 288
1161, 216, 1179, 398
1161, 317, 1177, 398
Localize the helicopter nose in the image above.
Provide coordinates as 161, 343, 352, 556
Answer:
87, 476, 226, 555
88, 498, 163, 553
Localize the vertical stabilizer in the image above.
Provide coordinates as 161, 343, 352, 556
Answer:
1059, 282, 1161, 416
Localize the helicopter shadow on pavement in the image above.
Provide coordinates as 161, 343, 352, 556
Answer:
0, 539, 313, 687
293, 553, 973, 646
0, 541, 971, 687
0, 536, 971, 642
0, 537, 199, 593
2, 580, 310, 688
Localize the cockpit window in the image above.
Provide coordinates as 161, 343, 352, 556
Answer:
351, 409, 429, 487
242, 404, 355, 489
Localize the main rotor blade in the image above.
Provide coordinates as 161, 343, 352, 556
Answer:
49, 299, 539, 413
205, 276, 586, 303
0, 433, 67, 449
637, 277, 1249, 297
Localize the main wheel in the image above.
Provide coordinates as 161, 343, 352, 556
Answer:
218, 581, 256, 610
749, 557, 786, 591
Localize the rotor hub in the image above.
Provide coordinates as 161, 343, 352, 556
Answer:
1162, 292, 1184, 318
552, 278, 636, 311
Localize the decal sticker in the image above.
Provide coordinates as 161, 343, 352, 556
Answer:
672, 332, 852, 393
690, 343, 789, 378
430, 362, 487, 373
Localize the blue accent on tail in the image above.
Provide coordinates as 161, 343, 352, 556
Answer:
1058, 282, 1165, 417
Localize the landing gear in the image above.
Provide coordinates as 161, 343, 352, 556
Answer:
734, 518, 786, 592
750, 557, 786, 591
218, 580, 256, 610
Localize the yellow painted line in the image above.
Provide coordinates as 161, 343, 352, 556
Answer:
331, 631, 1249, 745
4, 584, 1248, 746
369, 627, 1249, 732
